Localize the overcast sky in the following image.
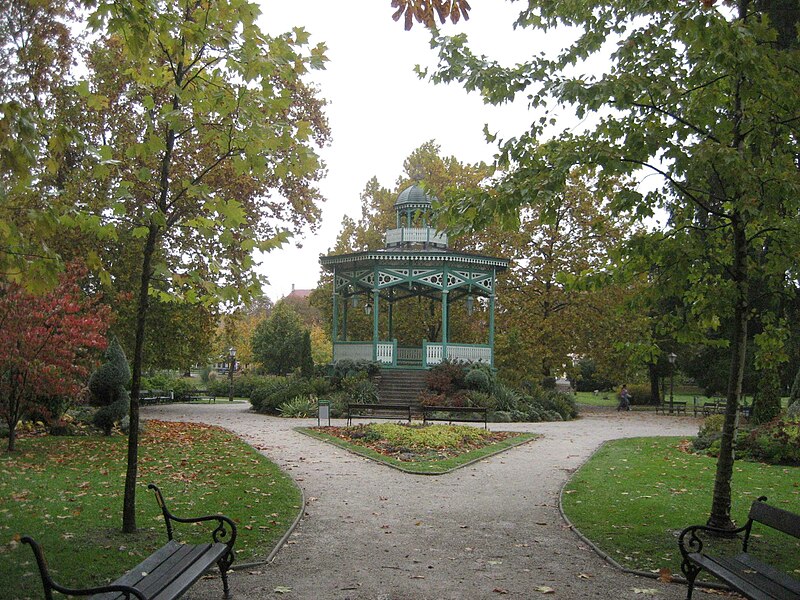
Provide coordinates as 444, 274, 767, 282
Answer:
255, 0, 547, 301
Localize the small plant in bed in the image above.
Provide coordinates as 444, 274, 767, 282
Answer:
301, 423, 538, 474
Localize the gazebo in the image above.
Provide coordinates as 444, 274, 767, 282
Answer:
320, 182, 508, 369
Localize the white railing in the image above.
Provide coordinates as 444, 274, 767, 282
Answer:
385, 227, 448, 246
376, 342, 395, 364
424, 343, 490, 365
333, 343, 373, 362
425, 343, 444, 365
447, 345, 491, 363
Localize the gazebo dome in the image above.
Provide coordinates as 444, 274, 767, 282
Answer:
394, 183, 434, 208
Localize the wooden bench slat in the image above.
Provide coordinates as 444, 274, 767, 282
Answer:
706, 554, 799, 600
750, 502, 800, 539
89, 541, 228, 600
149, 544, 228, 600
737, 554, 800, 598
90, 542, 186, 600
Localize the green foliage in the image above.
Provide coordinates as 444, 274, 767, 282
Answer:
464, 365, 492, 392
340, 374, 379, 404
739, 416, 800, 466
692, 414, 726, 452
330, 359, 381, 387
789, 367, 800, 411
252, 302, 307, 376
627, 384, 655, 406
465, 390, 496, 410
278, 395, 318, 418
300, 330, 314, 379
752, 366, 782, 425
491, 381, 521, 413
88, 336, 130, 436
575, 359, 615, 392
248, 376, 319, 415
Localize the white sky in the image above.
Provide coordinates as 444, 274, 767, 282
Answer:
255, 0, 550, 301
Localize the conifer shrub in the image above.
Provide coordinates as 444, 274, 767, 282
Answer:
89, 336, 130, 435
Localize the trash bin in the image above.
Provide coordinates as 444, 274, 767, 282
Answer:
318, 398, 331, 427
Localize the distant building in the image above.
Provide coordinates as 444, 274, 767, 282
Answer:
285, 284, 313, 301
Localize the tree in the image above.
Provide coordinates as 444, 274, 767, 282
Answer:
89, 336, 131, 435
424, 1, 799, 529
300, 330, 314, 379
252, 301, 306, 375
0, 265, 110, 450
73, 0, 330, 533
0, 0, 115, 290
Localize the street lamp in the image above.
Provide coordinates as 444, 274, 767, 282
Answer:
228, 347, 236, 402
668, 352, 677, 414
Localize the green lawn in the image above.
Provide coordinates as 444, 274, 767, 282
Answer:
561, 437, 800, 579
0, 421, 301, 599
574, 390, 788, 410
299, 424, 539, 474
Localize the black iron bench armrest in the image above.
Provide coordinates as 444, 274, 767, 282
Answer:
22, 537, 147, 600
678, 522, 750, 558
148, 483, 237, 551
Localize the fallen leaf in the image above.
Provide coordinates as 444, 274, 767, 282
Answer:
658, 567, 672, 583
493, 588, 509, 594
535, 586, 555, 594
274, 586, 292, 594
633, 588, 659, 595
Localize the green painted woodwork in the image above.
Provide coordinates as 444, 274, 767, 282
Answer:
321, 182, 507, 369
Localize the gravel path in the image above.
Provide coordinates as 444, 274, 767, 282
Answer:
142, 403, 703, 600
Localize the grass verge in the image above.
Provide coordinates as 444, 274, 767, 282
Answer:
561, 437, 800, 580
0, 420, 302, 599
298, 423, 539, 474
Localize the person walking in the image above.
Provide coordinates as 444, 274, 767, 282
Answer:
617, 384, 632, 411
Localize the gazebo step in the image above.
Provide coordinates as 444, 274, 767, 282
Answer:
378, 369, 429, 405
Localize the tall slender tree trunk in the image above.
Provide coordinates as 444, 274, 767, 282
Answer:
122, 223, 159, 533
648, 362, 661, 405
707, 214, 748, 530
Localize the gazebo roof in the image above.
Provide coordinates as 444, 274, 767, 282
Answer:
394, 182, 434, 209
319, 247, 508, 271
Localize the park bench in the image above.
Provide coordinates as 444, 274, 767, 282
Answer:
22, 483, 236, 600
655, 401, 687, 415
185, 389, 217, 403
692, 397, 752, 419
422, 405, 488, 429
347, 403, 412, 425
140, 389, 172, 405
678, 496, 800, 600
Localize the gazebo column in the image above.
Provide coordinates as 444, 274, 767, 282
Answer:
342, 295, 349, 340
332, 290, 339, 341
387, 291, 394, 340
441, 289, 449, 362
489, 269, 497, 367
372, 288, 380, 361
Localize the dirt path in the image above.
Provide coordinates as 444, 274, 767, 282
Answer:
142, 403, 702, 599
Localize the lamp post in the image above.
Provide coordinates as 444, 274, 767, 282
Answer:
228, 347, 236, 402
668, 352, 677, 414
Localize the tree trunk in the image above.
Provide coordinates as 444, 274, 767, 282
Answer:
122, 223, 159, 533
6, 420, 15, 452
707, 214, 748, 530
648, 362, 661, 405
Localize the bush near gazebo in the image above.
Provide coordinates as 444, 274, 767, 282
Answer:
419, 360, 577, 422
